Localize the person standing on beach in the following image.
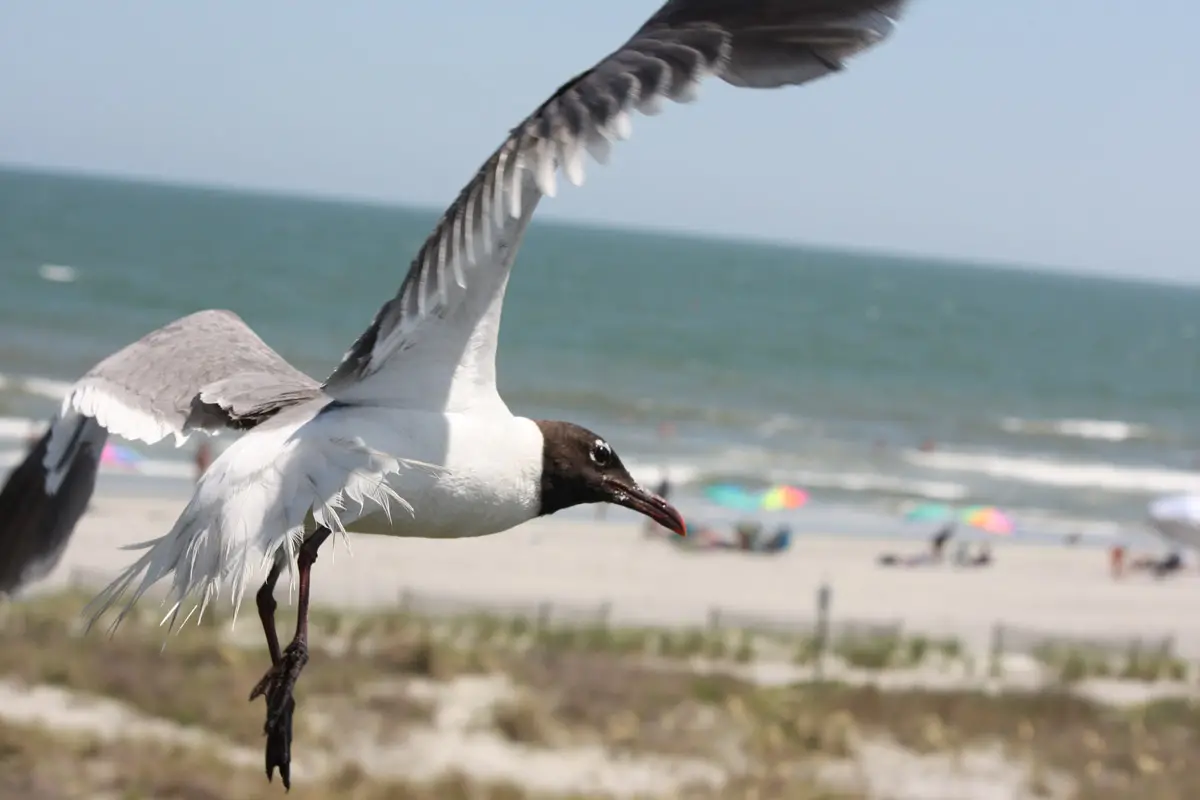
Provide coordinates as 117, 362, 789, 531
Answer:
930, 522, 953, 559
1110, 543, 1126, 579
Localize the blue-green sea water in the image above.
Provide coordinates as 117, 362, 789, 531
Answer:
1, 166, 1197, 539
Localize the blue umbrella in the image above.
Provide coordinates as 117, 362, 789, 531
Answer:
704, 483, 766, 512
904, 502, 955, 522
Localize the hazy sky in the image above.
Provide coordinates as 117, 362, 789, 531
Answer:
2, 1, 1198, 282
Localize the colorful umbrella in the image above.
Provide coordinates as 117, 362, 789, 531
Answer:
704, 483, 809, 512
703, 484, 759, 511
760, 485, 809, 511
904, 502, 955, 522
100, 443, 142, 469
958, 505, 1014, 535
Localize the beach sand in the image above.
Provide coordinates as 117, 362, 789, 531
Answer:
30, 493, 1200, 659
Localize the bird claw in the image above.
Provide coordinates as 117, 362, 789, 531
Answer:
250, 640, 309, 790
261, 693, 296, 789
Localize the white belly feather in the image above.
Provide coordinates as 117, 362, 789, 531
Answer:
311, 404, 545, 540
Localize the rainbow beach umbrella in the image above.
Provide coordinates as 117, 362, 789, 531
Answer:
704, 483, 809, 512
958, 505, 1014, 535
760, 484, 809, 511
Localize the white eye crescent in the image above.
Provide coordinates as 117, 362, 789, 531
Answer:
589, 439, 612, 467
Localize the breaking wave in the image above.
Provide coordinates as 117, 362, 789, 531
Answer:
999, 416, 1154, 442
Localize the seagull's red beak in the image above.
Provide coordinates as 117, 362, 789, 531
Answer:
604, 479, 687, 536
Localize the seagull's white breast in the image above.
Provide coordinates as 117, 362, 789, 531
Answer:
312, 404, 545, 539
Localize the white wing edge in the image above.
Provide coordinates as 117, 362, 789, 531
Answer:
60, 380, 186, 447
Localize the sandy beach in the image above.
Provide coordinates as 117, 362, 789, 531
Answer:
30, 492, 1200, 660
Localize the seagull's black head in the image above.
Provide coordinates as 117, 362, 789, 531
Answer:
534, 420, 686, 536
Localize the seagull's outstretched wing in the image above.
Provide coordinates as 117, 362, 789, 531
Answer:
324, 0, 909, 410
0, 309, 322, 595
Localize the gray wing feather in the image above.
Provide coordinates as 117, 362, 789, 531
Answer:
65, 308, 322, 444
0, 309, 322, 596
324, 0, 909, 393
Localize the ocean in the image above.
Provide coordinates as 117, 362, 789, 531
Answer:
1, 166, 1197, 542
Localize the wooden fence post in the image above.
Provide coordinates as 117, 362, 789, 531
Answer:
814, 581, 831, 681
598, 601, 612, 629
988, 621, 1004, 679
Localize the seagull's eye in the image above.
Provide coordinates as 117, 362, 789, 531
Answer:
589, 439, 612, 467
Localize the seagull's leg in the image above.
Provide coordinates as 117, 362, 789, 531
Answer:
254, 554, 287, 668
249, 526, 332, 789
248, 554, 287, 783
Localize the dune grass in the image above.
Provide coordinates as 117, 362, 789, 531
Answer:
2, 590, 1200, 798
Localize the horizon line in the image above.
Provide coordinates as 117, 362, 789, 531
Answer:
4, 159, 1196, 292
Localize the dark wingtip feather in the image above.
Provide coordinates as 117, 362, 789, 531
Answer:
642, 0, 910, 89
644, 0, 911, 30
0, 423, 103, 597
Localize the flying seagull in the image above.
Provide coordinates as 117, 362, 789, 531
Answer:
0, 0, 910, 787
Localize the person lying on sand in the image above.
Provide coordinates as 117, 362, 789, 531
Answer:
879, 524, 957, 568
963, 543, 993, 568
1126, 551, 1185, 579
1152, 552, 1183, 578
877, 552, 938, 568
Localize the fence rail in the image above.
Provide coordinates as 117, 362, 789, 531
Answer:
60, 567, 1192, 685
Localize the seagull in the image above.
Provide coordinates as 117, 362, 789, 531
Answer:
0, 0, 910, 787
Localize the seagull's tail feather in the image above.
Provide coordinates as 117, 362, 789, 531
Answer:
82, 424, 429, 636
0, 412, 107, 596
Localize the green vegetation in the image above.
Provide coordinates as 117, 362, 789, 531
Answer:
1030, 639, 1191, 685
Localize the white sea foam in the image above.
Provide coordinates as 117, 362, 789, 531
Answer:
907, 449, 1199, 495
0, 417, 42, 440
625, 460, 705, 488
1000, 416, 1152, 442
766, 469, 968, 501
625, 457, 968, 502
753, 414, 805, 437
0, 373, 74, 401
38, 263, 77, 283
22, 377, 73, 399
